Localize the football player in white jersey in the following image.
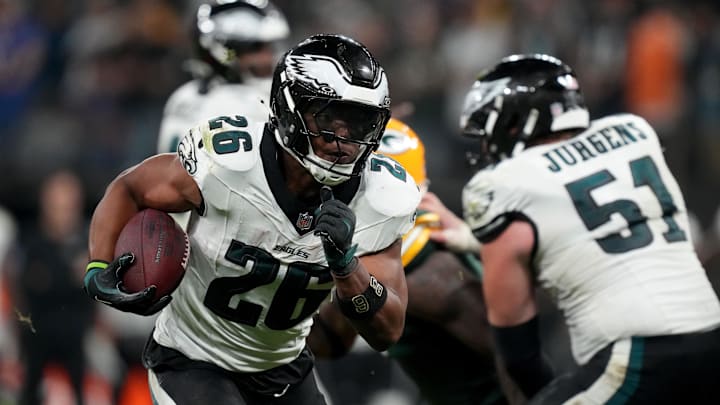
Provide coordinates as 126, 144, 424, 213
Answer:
157, 0, 290, 155
83, 34, 420, 405
309, 118, 513, 405
158, 0, 288, 231
442, 54, 720, 404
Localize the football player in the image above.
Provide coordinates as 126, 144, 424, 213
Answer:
447, 54, 720, 403
158, 0, 288, 231
83, 34, 419, 405
308, 118, 513, 405
157, 0, 290, 155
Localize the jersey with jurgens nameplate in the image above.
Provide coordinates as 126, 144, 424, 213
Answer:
153, 114, 419, 373
463, 113, 720, 365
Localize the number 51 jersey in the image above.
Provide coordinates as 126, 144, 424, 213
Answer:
463, 113, 720, 365
153, 113, 420, 373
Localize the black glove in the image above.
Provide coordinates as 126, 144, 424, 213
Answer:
83, 253, 172, 316
314, 186, 359, 277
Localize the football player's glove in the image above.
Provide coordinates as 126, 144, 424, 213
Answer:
83, 253, 171, 316
314, 186, 359, 276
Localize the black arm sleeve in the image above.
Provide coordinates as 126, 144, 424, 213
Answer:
491, 316, 554, 398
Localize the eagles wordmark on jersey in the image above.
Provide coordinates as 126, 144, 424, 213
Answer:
85, 32, 414, 405
154, 113, 419, 372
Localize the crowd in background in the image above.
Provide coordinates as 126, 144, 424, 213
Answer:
1, 0, 720, 404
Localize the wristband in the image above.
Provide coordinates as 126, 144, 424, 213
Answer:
86, 260, 109, 272
83, 260, 110, 292
334, 275, 387, 320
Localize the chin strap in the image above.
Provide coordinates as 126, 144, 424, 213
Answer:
305, 141, 358, 185
272, 122, 364, 186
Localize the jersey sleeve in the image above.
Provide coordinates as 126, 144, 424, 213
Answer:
177, 116, 261, 210
353, 154, 422, 255
462, 167, 527, 243
177, 124, 210, 187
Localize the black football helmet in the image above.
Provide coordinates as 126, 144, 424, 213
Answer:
460, 54, 589, 164
192, 0, 289, 83
270, 34, 392, 185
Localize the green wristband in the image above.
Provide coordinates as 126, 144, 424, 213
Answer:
86, 260, 109, 272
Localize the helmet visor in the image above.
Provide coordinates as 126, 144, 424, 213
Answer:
302, 99, 389, 144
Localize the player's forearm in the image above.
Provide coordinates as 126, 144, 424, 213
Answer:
89, 176, 141, 261
307, 305, 357, 358
332, 262, 406, 351
350, 293, 405, 351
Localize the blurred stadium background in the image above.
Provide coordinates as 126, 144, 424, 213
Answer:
1, 0, 719, 404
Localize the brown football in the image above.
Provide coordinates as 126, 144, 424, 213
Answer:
114, 208, 189, 298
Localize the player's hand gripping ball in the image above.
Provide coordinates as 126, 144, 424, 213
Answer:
84, 209, 189, 316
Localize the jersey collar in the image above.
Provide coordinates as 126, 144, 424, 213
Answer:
260, 125, 360, 235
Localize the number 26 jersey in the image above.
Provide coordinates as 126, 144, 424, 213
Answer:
463, 113, 720, 365
153, 113, 420, 373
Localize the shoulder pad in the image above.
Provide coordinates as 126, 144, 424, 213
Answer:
163, 81, 203, 117
589, 113, 657, 137
179, 115, 264, 177
619, 113, 659, 142
584, 113, 662, 152
462, 169, 520, 242
362, 154, 421, 218
462, 171, 495, 227
201, 84, 271, 124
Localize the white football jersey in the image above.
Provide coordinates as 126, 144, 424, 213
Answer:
157, 78, 273, 154
153, 114, 420, 373
157, 78, 272, 229
463, 113, 720, 365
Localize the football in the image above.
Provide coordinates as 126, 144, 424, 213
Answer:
114, 208, 189, 298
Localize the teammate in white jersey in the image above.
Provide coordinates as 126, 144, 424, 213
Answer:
83, 34, 419, 405
443, 54, 720, 404
157, 0, 290, 155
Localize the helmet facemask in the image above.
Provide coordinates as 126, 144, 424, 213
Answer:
270, 34, 392, 185
274, 88, 390, 185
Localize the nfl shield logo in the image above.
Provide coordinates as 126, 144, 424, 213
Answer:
296, 212, 314, 231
